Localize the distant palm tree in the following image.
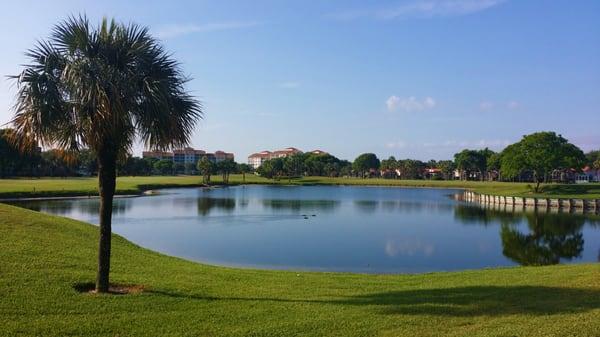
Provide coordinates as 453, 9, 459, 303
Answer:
10, 16, 202, 293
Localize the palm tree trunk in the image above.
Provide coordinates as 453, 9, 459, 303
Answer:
96, 153, 116, 293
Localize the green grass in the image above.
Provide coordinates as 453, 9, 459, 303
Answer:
1, 175, 600, 199
0, 203, 599, 336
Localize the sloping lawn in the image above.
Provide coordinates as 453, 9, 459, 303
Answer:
0, 203, 599, 336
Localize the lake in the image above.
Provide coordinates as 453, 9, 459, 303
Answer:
10, 185, 600, 273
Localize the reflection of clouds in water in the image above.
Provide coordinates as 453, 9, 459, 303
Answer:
385, 239, 435, 257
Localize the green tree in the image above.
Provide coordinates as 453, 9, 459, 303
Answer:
0, 129, 21, 177
437, 160, 456, 180
237, 163, 252, 183
197, 156, 215, 184
217, 159, 237, 184
352, 153, 380, 178
271, 158, 285, 179
9, 16, 201, 292
339, 160, 352, 177
184, 162, 197, 175
380, 156, 398, 172
486, 152, 501, 181
77, 149, 98, 176
154, 159, 174, 175
585, 150, 600, 167
500, 132, 585, 192
454, 149, 485, 180
283, 154, 304, 177
257, 160, 273, 178
397, 159, 425, 179
173, 162, 185, 175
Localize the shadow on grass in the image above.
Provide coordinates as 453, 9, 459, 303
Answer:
138, 285, 600, 317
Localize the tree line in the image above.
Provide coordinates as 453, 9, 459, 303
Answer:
2, 129, 599, 190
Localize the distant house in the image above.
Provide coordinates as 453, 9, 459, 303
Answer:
142, 151, 174, 161
310, 149, 328, 155
380, 169, 401, 179
248, 151, 273, 169
173, 147, 206, 164
247, 147, 304, 169
214, 150, 235, 163
143, 147, 234, 165
423, 168, 442, 179
580, 166, 600, 183
271, 147, 303, 159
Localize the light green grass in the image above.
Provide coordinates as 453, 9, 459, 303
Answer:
1, 175, 600, 199
0, 202, 599, 336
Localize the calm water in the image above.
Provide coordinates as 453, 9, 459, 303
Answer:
10, 185, 600, 273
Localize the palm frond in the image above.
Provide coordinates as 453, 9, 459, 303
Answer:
10, 15, 202, 157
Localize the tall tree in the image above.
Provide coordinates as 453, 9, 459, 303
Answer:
454, 149, 485, 180
237, 163, 252, 183
352, 153, 380, 178
500, 132, 585, 192
437, 160, 456, 180
217, 159, 236, 184
10, 16, 201, 292
197, 156, 215, 184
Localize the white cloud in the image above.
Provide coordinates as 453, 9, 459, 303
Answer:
507, 100, 520, 110
279, 81, 300, 89
329, 0, 506, 21
386, 96, 436, 112
155, 21, 260, 39
479, 101, 494, 111
385, 239, 435, 257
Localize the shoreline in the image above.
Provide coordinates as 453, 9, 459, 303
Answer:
1, 175, 599, 201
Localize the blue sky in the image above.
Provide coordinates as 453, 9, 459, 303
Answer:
0, 0, 599, 161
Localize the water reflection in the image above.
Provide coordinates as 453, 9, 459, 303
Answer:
501, 214, 584, 266
453, 204, 595, 266
197, 197, 236, 216
10, 199, 131, 216
261, 199, 340, 212
5, 186, 599, 273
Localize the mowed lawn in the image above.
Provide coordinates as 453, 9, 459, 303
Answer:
0, 203, 599, 336
1, 175, 600, 199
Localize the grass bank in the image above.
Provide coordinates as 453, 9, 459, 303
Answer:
1, 175, 600, 199
0, 203, 599, 336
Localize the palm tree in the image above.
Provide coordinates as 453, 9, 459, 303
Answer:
10, 16, 202, 293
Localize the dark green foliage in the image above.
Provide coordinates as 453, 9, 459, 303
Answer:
197, 156, 216, 184
500, 132, 585, 192
352, 153, 380, 178
217, 159, 237, 184
153, 159, 174, 175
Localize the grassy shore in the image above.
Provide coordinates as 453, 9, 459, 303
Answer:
0, 202, 598, 336
1, 175, 600, 199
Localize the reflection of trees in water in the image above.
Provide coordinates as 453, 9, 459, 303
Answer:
9, 198, 131, 216
353, 200, 379, 213
197, 197, 236, 216
453, 204, 522, 227
380, 200, 454, 214
501, 213, 585, 266
454, 204, 591, 266
262, 199, 340, 212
